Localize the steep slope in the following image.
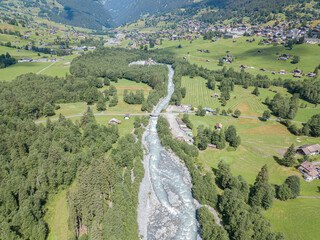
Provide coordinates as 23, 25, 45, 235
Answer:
101, 0, 194, 25
0, 0, 114, 30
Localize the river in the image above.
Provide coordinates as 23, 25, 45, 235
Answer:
137, 65, 198, 240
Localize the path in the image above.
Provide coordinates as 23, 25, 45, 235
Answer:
37, 62, 56, 75
297, 196, 320, 199
204, 204, 223, 227
35, 111, 306, 124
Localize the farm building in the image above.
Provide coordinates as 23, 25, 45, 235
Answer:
124, 114, 130, 120
211, 93, 219, 98
296, 144, 320, 156
298, 161, 320, 182
108, 118, 122, 125
215, 123, 223, 130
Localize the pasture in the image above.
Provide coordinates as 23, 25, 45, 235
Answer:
181, 76, 320, 122
36, 78, 152, 122
187, 114, 320, 239
265, 199, 320, 240
160, 36, 320, 74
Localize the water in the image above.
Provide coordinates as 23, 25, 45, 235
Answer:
140, 65, 198, 240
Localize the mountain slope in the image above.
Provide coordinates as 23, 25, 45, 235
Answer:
0, 0, 114, 30
101, 0, 194, 25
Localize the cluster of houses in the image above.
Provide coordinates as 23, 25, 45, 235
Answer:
176, 117, 193, 137
297, 144, 320, 182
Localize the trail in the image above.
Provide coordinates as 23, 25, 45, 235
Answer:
36, 62, 56, 75
35, 112, 306, 124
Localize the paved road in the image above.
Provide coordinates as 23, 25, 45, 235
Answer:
35, 111, 307, 124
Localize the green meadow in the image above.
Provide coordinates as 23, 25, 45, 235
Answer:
265, 199, 320, 240
160, 36, 320, 75
181, 76, 320, 122
185, 112, 320, 239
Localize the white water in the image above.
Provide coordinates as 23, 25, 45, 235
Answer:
138, 65, 198, 240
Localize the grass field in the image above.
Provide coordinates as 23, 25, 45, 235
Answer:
181, 76, 320, 121
0, 62, 52, 81
187, 114, 320, 239
265, 199, 320, 240
160, 37, 320, 74
44, 182, 76, 240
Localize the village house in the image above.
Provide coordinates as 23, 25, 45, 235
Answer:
298, 161, 320, 182
215, 123, 223, 130
296, 144, 320, 156
108, 118, 122, 125
211, 93, 219, 98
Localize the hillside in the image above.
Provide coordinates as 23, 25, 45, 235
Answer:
0, 0, 114, 29
101, 0, 195, 25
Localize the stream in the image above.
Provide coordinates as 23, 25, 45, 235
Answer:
137, 65, 198, 240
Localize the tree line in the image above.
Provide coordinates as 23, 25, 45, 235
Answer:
0, 52, 16, 69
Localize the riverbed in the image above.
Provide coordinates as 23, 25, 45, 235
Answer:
137, 64, 199, 240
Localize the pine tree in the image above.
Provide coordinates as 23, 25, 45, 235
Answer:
255, 164, 269, 185
283, 144, 296, 167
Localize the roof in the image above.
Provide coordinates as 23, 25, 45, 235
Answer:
297, 144, 320, 155
299, 161, 320, 178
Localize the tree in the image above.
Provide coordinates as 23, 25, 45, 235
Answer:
283, 144, 296, 167
306, 114, 320, 137
262, 110, 271, 120
255, 164, 269, 185
291, 55, 300, 64
252, 86, 260, 96
96, 100, 106, 111
218, 58, 224, 66
196, 105, 206, 116
284, 175, 300, 198
277, 183, 292, 201
234, 109, 241, 118
43, 103, 55, 116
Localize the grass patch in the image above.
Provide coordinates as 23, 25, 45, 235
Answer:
44, 182, 76, 240
265, 199, 320, 240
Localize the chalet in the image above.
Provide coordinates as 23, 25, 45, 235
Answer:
124, 114, 130, 120
215, 123, 223, 130
18, 57, 33, 62
240, 65, 249, 69
293, 69, 302, 74
296, 144, 320, 156
307, 72, 316, 78
279, 56, 288, 61
294, 73, 302, 78
211, 93, 219, 98
108, 118, 122, 125
298, 161, 320, 182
